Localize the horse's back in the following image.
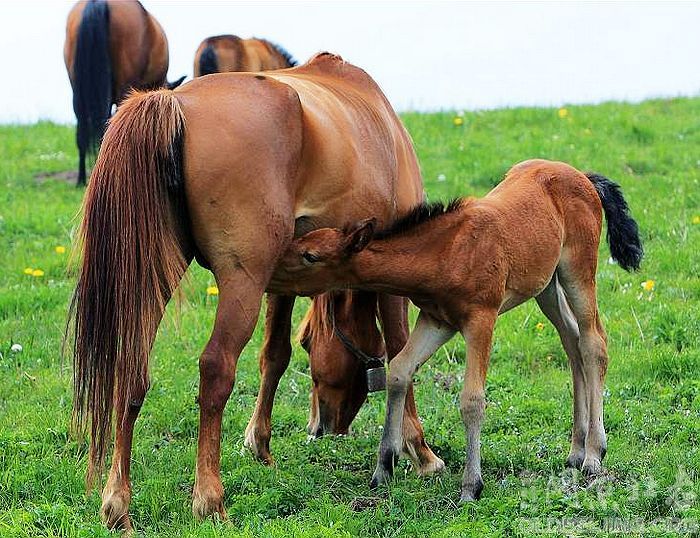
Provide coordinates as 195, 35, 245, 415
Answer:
266, 53, 423, 226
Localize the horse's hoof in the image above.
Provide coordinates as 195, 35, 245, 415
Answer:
581, 457, 603, 477
101, 487, 132, 531
416, 455, 445, 477
192, 483, 227, 521
459, 479, 484, 503
243, 424, 273, 465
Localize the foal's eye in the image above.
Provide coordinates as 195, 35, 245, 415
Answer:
302, 252, 320, 264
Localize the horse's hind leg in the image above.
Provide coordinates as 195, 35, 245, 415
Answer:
378, 294, 445, 476
100, 380, 148, 531
243, 294, 296, 464
557, 258, 609, 476
535, 275, 588, 469
192, 269, 265, 520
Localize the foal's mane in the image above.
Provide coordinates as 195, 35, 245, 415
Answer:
374, 199, 464, 240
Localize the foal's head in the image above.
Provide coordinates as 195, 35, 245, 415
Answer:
282, 218, 377, 291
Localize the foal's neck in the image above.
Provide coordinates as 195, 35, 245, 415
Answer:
350, 213, 461, 296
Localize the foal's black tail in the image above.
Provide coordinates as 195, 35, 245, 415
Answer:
73, 0, 112, 186
586, 172, 643, 271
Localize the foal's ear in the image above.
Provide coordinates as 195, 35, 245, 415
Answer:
345, 218, 376, 254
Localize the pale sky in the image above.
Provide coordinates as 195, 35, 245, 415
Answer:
1, 1, 699, 123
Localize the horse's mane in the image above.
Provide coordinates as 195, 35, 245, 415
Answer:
264, 39, 298, 67
373, 199, 465, 240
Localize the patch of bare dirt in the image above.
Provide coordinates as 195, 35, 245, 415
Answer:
35, 170, 79, 185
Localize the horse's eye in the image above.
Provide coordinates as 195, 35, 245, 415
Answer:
302, 252, 320, 264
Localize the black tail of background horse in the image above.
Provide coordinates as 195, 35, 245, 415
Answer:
586, 172, 643, 272
198, 44, 218, 76
73, 0, 112, 186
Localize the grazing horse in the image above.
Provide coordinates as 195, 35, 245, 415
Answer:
279, 159, 643, 501
70, 53, 443, 531
64, 0, 185, 185
193, 35, 296, 76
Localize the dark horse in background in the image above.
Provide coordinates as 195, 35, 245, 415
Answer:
193, 34, 296, 76
64, 0, 185, 185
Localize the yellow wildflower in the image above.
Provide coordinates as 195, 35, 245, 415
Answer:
206, 286, 219, 296
453, 116, 464, 126
23, 267, 34, 275
641, 280, 655, 292
535, 322, 545, 331
32, 269, 45, 277
55, 246, 66, 254
692, 215, 700, 225
558, 108, 568, 118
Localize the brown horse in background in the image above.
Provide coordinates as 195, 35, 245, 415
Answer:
280, 159, 643, 502
193, 34, 296, 76
70, 53, 443, 531
64, 0, 185, 185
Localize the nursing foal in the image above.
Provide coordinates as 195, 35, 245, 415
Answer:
276, 159, 643, 501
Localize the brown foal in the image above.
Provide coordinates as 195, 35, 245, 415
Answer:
277, 159, 643, 501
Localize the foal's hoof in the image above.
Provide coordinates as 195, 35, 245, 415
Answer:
101, 488, 131, 531
369, 466, 392, 489
565, 452, 585, 470
459, 479, 484, 503
581, 457, 603, 477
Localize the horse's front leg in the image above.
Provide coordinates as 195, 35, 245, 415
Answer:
370, 312, 455, 488
243, 294, 296, 464
192, 270, 264, 520
459, 307, 497, 502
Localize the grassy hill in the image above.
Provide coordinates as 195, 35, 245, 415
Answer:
1, 97, 699, 537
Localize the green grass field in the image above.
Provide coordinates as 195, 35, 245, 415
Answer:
1, 98, 699, 537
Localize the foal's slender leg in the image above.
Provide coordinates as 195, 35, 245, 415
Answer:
378, 294, 445, 476
370, 312, 455, 488
192, 273, 264, 520
535, 275, 588, 469
100, 382, 148, 531
459, 308, 498, 502
243, 294, 296, 464
558, 267, 609, 476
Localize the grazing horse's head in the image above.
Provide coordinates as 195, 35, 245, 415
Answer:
299, 290, 384, 438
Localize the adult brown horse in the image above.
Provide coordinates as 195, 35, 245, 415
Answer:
193, 35, 296, 76
64, 0, 184, 185
71, 53, 442, 531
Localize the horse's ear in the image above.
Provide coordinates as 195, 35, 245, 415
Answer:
345, 218, 376, 254
167, 76, 186, 90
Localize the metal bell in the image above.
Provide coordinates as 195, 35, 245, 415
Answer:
366, 365, 386, 393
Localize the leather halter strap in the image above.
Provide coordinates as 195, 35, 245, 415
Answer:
328, 300, 387, 369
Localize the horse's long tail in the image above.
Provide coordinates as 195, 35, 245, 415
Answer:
70, 89, 189, 487
586, 172, 643, 271
198, 44, 219, 76
73, 0, 113, 185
